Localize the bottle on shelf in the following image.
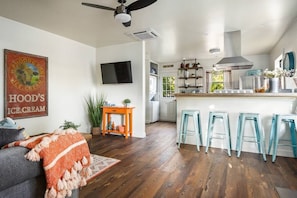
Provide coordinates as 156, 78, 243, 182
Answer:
178, 58, 204, 92
107, 121, 112, 130
112, 121, 115, 130
184, 70, 189, 78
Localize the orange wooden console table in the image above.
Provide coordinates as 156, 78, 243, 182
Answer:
102, 106, 134, 139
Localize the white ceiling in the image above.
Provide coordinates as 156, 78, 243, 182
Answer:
1, 0, 297, 63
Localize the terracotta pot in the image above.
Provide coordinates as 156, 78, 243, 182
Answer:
91, 127, 101, 136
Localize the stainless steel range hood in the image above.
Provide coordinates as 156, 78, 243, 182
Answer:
215, 30, 253, 70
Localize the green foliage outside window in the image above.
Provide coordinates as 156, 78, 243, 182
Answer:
210, 70, 224, 92
162, 76, 175, 97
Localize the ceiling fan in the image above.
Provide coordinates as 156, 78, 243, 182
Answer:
81, 0, 157, 27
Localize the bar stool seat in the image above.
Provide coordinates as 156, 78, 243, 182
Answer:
178, 110, 203, 151
205, 111, 232, 156
236, 113, 266, 161
268, 114, 297, 162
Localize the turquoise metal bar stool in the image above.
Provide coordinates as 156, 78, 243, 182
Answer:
268, 114, 297, 162
178, 110, 203, 151
205, 111, 232, 156
236, 113, 266, 161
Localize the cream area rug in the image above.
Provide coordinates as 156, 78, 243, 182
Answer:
87, 154, 120, 182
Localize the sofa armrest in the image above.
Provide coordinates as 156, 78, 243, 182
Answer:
0, 147, 44, 191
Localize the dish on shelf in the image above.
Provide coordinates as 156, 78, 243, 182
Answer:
283, 51, 295, 73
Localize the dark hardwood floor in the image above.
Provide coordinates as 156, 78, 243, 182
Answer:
80, 122, 297, 198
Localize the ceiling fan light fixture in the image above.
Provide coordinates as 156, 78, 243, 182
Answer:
115, 13, 131, 23
82, 0, 157, 27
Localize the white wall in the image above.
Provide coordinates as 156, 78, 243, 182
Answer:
96, 42, 146, 138
270, 18, 297, 67
0, 17, 96, 135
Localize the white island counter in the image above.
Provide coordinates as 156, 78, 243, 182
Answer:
175, 93, 297, 157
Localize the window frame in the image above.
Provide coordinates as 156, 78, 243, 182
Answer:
159, 70, 177, 99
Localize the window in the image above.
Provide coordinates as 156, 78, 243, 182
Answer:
162, 76, 175, 97
210, 70, 224, 92
206, 69, 232, 92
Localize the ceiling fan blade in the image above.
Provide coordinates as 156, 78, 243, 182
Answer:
127, 0, 157, 11
123, 21, 131, 27
81, 2, 116, 11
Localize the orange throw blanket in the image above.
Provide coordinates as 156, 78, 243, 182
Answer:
4, 128, 92, 198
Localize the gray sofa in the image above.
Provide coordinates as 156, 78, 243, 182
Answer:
0, 123, 79, 198
0, 146, 46, 197
0, 146, 79, 198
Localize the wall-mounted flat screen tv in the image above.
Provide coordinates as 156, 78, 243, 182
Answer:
100, 61, 133, 84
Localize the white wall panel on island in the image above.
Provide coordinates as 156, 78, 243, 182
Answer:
176, 93, 297, 158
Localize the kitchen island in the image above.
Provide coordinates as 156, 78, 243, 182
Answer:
175, 93, 297, 157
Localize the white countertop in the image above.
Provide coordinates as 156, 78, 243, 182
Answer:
175, 92, 297, 97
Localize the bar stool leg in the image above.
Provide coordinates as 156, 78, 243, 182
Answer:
254, 117, 264, 153
183, 114, 190, 143
198, 114, 203, 146
253, 118, 261, 153
193, 113, 200, 151
205, 112, 214, 153
236, 114, 245, 157
268, 115, 276, 155
289, 120, 297, 157
260, 129, 267, 161
223, 113, 232, 156
178, 112, 185, 149
198, 113, 203, 148
254, 116, 266, 161
198, 114, 203, 145
236, 114, 242, 151
272, 115, 281, 162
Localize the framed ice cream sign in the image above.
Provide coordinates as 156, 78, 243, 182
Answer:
4, 49, 48, 119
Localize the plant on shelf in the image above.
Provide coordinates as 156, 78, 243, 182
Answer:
263, 68, 286, 78
86, 93, 106, 135
59, 120, 80, 130
123, 98, 131, 107
263, 68, 292, 93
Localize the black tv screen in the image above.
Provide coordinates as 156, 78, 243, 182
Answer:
101, 61, 133, 84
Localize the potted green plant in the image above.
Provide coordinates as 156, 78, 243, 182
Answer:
123, 98, 131, 107
86, 93, 106, 135
59, 120, 80, 130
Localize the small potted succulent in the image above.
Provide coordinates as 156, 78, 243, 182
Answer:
123, 98, 131, 107
59, 120, 80, 130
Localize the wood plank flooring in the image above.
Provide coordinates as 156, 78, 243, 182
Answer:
80, 122, 297, 198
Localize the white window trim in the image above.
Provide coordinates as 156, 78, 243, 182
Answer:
159, 72, 177, 101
